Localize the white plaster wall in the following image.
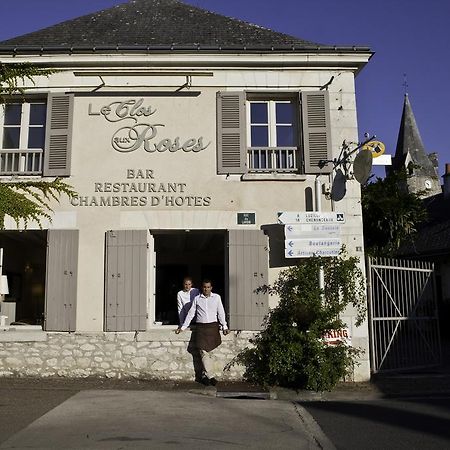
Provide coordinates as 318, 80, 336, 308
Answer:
1, 58, 371, 380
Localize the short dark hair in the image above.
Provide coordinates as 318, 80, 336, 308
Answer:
202, 279, 213, 286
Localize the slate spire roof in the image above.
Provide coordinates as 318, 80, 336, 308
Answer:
0, 0, 369, 53
391, 94, 436, 177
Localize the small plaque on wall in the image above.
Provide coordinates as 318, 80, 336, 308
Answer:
237, 212, 256, 225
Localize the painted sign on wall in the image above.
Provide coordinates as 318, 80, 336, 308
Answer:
88, 99, 210, 154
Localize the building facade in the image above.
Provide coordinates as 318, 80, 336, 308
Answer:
0, 0, 372, 380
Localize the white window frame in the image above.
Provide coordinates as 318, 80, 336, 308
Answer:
246, 97, 299, 173
0, 100, 46, 175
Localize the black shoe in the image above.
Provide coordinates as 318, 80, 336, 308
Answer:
200, 376, 210, 386
209, 377, 218, 386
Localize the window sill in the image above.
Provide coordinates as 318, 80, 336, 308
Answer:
241, 173, 308, 181
138, 329, 190, 342
0, 327, 47, 342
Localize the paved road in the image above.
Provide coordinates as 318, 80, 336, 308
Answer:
0, 380, 327, 449
301, 396, 450, 450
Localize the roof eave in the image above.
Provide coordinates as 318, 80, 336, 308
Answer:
0, 44, 373, 55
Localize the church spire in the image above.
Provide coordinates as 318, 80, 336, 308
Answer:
389, 94, 441, 197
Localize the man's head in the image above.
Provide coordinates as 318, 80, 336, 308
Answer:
183, 277, 193, 291
202, 279, 213, 297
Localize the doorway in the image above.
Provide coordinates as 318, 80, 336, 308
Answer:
0, 230, 47, 326
152, 230, 226, 325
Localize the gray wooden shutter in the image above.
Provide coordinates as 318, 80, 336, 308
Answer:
43, 94, 74, 177
217, 91, 247, 174
301, 91, 332, 174
45, 229, 79, 331
227, 230, 268, 330
105, 230, 147, 332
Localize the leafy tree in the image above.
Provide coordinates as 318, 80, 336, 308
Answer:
227, 253, 366, 391
0, 63, 55, 100
0, 179, 75, 228
0, 63, 74, 228
361, 170, 427, 256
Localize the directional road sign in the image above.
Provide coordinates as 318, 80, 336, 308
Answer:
278, 211, 345, 225
284, 223, 341, 238
284, 237, 342, 258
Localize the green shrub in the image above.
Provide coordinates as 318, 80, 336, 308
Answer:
229, 252, 366, 391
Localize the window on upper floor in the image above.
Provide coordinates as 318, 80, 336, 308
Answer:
217, 90, 332, 176
0, 94, 73, 177
1, 101, 47, 175
247, 98, 298, 172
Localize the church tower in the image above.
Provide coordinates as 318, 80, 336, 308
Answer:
388, 94, 441, 198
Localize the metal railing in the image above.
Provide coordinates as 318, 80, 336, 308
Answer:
247, 147, 298, 173
0, 149, 43, 175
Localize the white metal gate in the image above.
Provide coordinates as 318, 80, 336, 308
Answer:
367, 257, 441, 373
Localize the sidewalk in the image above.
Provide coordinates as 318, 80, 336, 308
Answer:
0, 379, 332, 450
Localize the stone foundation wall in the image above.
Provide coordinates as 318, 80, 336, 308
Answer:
0, 330, 254, 380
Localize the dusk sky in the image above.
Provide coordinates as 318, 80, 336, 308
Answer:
1, 0, 449, 178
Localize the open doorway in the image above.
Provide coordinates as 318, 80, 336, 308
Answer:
0, 230, 47, 326
152, 230, 226, 325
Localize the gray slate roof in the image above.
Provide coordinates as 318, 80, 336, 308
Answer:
0, 0, 369, 53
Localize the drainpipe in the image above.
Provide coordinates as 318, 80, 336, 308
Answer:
315, 177, 325, 297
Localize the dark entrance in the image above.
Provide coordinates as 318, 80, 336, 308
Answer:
153, 230, 226, 325
0, 230, 47, 326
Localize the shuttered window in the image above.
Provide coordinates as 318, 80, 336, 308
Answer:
301, 91, 332, 174
227, 230, 269, 330
216, 91, 247, 174
45, 229, 79, 331
217, 90, 332, 175
105, 230, 148, 332
43, 94, 74, 177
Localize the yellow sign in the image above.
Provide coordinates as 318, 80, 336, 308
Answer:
362, 140, 385, 158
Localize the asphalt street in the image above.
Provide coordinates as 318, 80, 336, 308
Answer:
301, 396, 450, 450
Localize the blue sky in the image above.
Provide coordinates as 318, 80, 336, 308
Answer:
1, 0, 449, 178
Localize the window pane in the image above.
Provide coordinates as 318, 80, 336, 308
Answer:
2, 127, 20, 148
30, 104, 47, 125
276, 126, 295, 146
28, 127, 45, 149
251, 126, 269, 146
250, 103, 268, 124
276, 102, 295, 124
4, 104, 22, 125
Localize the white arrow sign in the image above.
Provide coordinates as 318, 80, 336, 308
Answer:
278, 211, 345, 225
284, 237, 341, 258
285, 223, 341, 238
285, 247, 341, 258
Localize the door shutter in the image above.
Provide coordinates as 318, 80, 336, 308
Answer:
43, 94, 74, 177
217, 91, 247, 174
301, 91, 332, 174
105, 230, 147, 332
227, 230, 269, 330
45, 229, 79, 331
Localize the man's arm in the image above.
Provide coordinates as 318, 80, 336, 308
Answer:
175, 297, 197, 333
177, 292, 183, 315
216, 295, 229, 334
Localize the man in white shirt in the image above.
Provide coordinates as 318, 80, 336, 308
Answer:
176, 279, 229, 386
